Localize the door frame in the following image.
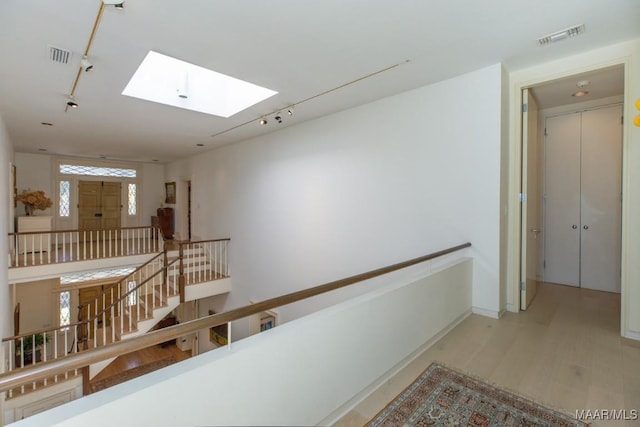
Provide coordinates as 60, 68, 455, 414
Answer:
506, 49, 632, 336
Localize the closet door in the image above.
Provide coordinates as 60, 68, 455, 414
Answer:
544, 112, 581, 286
580, 105, 622, 292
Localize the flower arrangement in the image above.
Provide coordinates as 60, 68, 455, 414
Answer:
16, 190, 52, 216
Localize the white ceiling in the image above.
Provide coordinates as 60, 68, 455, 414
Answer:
0, 0, 638, 164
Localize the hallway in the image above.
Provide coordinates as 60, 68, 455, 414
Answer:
336, 283, 639, 426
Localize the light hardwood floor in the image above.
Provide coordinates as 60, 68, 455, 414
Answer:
334, 282, 640, 427
90, 343, 190, 386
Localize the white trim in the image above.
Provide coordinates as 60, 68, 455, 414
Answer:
623, 330, 640, 341
472, 306, 500, 319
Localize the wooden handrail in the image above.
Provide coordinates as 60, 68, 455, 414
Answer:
178, 238, 230, 246
0, 242, 470, 392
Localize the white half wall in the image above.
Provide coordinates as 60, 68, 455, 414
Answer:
166, 64, 504, 337
13, 257, 473, 427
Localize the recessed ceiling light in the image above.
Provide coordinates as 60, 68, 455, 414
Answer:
537, 24, 585, 46
572, 90, 589, 97
122, 51, 277, 118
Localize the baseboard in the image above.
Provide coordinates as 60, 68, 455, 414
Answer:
472, 306, 500, 319
318, 308, 472, 426
623, 330, 640, 341
506, 303, 518, 313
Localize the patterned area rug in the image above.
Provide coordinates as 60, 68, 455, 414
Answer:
367, 363, 587, 427
90, 356, 176, 393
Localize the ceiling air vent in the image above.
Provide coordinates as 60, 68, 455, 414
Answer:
48, 46, 72, 64
537, 24, 585, 46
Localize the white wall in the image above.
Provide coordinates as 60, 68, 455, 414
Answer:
1, 114, 14, 341
140, 162, 164, 225
13, 258, 473, 427
1, 113, 15, 424
166, 64, 504, 337
14, 153, 52, 217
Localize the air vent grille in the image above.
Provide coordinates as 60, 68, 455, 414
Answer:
537, 24, 585, 46
49, 46, 72, 64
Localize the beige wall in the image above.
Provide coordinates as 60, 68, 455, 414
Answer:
15, 279, 59, 333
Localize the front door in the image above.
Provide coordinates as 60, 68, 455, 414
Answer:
79, 284, 119, 338
78, 181, 121, 231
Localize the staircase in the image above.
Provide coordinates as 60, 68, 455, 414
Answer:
3, 238, 231, 397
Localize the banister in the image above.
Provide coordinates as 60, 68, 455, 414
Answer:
8, 225, 161, 236
0, 242, 470, 392
2, 252, 169, 342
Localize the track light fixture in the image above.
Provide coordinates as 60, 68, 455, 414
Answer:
287, 106, 294, 116
102, 0, 125, 7
81, 56, 93, 72
275, 113, 282, 124
66, 97, 78, 108
259, 118, 268, 125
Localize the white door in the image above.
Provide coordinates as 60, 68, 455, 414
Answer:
544, 105, 622, 292
520, 89, 542, 309
580, 105, 622, 292
544, 112, 581, 286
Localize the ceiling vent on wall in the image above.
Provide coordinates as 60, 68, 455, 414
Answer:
537, 24, 585, 46
48, 46, 72, 64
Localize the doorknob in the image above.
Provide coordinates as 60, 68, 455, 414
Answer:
572, 225, 578, 229
583, 225, 589, 230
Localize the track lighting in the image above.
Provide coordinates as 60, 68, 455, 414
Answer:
177, 73, 189, 99
259, 118, 268, 125
81, 56, 93, 72
102, 0, 125, 7
275, 113, 282, 123
66, 97, 78, 108
287, 106, 294, 116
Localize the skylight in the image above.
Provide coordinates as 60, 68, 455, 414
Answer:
122, 51, 277, 118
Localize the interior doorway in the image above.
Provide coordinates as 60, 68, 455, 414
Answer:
519, 65, 624, 310
78, 181, 122, 231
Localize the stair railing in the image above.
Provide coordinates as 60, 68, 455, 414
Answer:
1, 252, 173, 398
2, 237, 232, 397
0, 242, 471, 397
9, 225, 163, 267
177, 239, 230, 301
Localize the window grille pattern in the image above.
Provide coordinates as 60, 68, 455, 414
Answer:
60, 291, 71, 326
127, 281, 137, 306
59, 181, 70, 217
128, 183, 137, 215
60, 164, 136, 178
60, 267, 136, 284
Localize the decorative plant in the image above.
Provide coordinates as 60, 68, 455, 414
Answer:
19, 333, 49, 353
16, 189, 53, 216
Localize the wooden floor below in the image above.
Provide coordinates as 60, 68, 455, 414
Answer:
90, 343, 191, 391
